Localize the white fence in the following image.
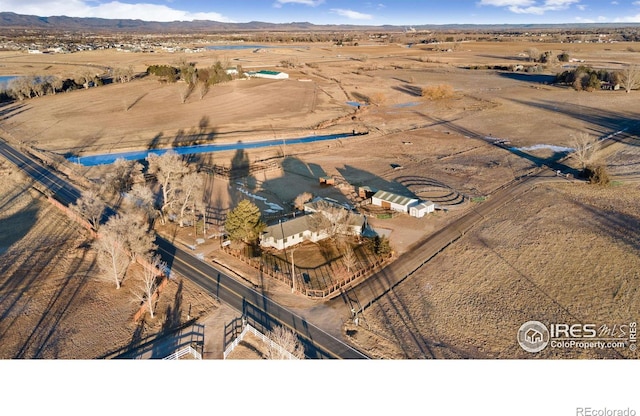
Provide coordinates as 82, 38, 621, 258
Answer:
223, 323, 299, 360
163, 345, 202, 360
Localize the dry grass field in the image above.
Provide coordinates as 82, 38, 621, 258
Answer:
1, 38, 639, 359
0, 162, 224, 359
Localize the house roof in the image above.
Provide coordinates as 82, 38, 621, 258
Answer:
262, 211, 366, 242
412, 201, 435, 209
372, 190, 418, 207
262, 216, 312, 241
256, 70, 283, 76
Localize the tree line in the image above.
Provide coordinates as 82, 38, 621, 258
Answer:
70, 150, 208, 319
0, 66, 135, 102
146, 59, 237, 102
556, 64, 640, 92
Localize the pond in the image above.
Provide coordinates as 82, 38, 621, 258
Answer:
71, 132, 363, 166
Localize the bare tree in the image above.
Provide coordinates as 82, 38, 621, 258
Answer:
104, 212, 156, 263
47, 76, 63, 95
177, 172, 204, 227
264, 325, 305, 360
129, 183, 157, 222
571, 132, 599, 169
526, 47, 540, 63
620, 65, 640, 93
294, 192, 313, 211
8, 77, 32, 100
147, 150, 191, 224
106, 158, 144, 195
341, 244, 358, 273
132, 254, 166, 318
71, 189, 106, 231
77, 70, 96, 89
180, 83, 195, 103
113, 65, 134, 83
93, 218, 130, 289
318, 202, 355, 243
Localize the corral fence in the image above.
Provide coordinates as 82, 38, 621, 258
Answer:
163, 345, 202, 360
223, 320, 298, 360
222, 246, 392, 300
199, 160, 281, 180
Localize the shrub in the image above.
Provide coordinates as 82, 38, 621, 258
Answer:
583, 164, 610, 186
421, 84, 454, 100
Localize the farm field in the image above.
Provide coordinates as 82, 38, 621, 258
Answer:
0, 37, 639, 359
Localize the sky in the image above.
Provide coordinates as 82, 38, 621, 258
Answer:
1, 0, 640, 25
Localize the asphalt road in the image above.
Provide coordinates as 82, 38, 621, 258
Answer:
0, 138, 368, 359
155, 236, 367, 359
0, 139, 82, 206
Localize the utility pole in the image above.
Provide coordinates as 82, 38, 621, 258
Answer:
291, 248, 296, 293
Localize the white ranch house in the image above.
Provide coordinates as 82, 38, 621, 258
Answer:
260, 202, 366, 250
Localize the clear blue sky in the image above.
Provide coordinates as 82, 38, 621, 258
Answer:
1, 0, 640, 25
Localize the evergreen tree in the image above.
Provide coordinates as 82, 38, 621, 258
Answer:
224, 200, 266, 245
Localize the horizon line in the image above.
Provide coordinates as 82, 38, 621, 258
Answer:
1, 11, 640, 28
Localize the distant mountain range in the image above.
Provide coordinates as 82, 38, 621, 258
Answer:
1, 11, 639, 33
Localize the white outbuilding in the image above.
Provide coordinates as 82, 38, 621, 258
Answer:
247, 70, 289, 80
371, 190, 418, 214
409, 201, 435, 218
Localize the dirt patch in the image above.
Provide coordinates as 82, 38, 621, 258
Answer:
345, 182, 640, 359
0, 166, 227, 359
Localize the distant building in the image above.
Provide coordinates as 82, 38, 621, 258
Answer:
246, 70, 289, 80
601, 82, 620, 91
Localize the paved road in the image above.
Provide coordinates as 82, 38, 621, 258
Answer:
0, 138, 367, 359
0, 140, 82, 206
155, 236, 368, 359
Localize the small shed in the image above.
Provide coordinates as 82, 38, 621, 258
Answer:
409, 201, 435, 218
319, 176, 335, 186
358, 186, 377, 199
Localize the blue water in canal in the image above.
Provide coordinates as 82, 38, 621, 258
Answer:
206, 44, 273, 50
0, 76, 18, 90
71, 132, 360, 166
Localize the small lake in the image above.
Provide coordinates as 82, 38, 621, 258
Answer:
71, 132, 361, 166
